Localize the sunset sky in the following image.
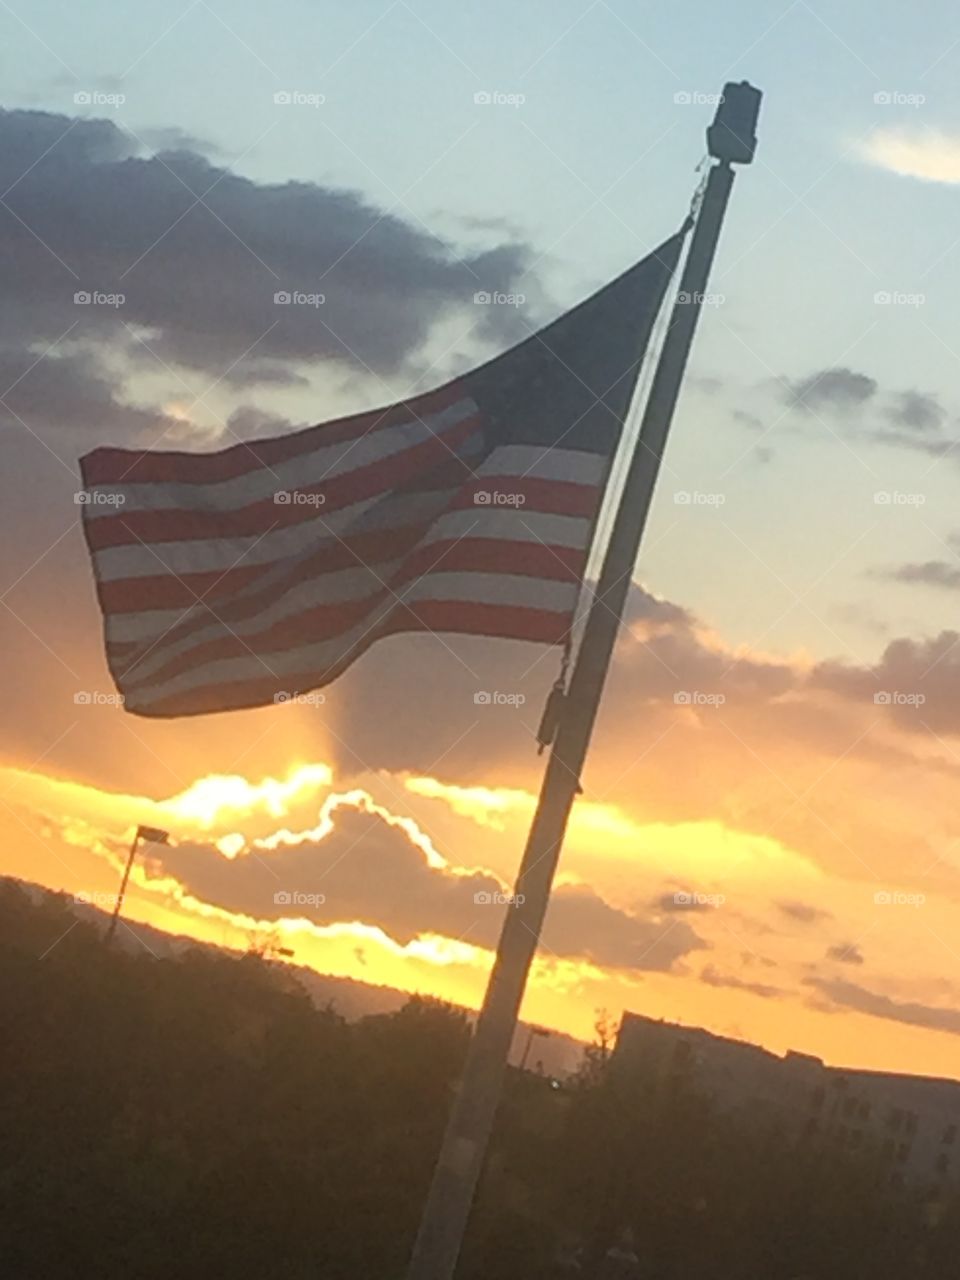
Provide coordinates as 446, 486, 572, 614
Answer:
7, 0, 960, 1078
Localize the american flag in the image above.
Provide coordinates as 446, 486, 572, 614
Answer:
79, 234, 682, 718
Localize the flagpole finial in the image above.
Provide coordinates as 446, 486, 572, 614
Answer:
707, 81, 762, 165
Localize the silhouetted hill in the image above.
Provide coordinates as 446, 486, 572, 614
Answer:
5, 873, 586, 1076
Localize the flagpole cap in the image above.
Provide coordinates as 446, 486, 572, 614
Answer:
707, 81, 762, 164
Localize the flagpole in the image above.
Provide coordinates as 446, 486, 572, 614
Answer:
106, 829, 141, 943
406, 83, 762, 1280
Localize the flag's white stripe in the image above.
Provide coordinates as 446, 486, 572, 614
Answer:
91, 446, 599, 584
112, 508, 594, 683
124, 572, 578, 707
83, 399, 480, 516
104, 502, 593, 647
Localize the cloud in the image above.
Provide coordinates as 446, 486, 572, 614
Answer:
884, 390, 945, 434
814, 631, 960, 734
0, 107, 535, 420
786, 367, 877, 413
700, 964, 781, 999
806, 975, 960, 1036
825, 942, 865, 966
877, 561, 960, 592
861, 128, 960, 185
154, 792, 703, 971
776, 900, 833, 925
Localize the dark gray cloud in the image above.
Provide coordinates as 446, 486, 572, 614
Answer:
776, 899, 833, 925
0, 107, 536, 423
813, 631, 960, 734
877, 561, 960, 592
153, 799, 702, 972
825, 942, 865, 965
805, 976, 960, 1037
787, 367, 877, 413
700, 964, 781, 999
884, 390, 945, 433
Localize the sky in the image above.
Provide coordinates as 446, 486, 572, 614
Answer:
7, 0, 960, 1076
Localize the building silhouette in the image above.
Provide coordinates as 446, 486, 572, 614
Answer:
614, 1011, 960, 1192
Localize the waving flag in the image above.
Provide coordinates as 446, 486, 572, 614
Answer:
79, 233, 683, 717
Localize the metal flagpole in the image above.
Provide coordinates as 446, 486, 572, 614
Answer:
106, 829, 141, 944
406, 83, 762, 1280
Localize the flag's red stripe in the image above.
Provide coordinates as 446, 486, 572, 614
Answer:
123, 603, 566, 718
116, 542, 583, 690
81, 382, 466, 486
96, 482, 599, 614
83, 426, 482, 551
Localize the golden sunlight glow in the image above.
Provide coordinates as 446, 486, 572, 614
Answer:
163, 763, 334, 828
